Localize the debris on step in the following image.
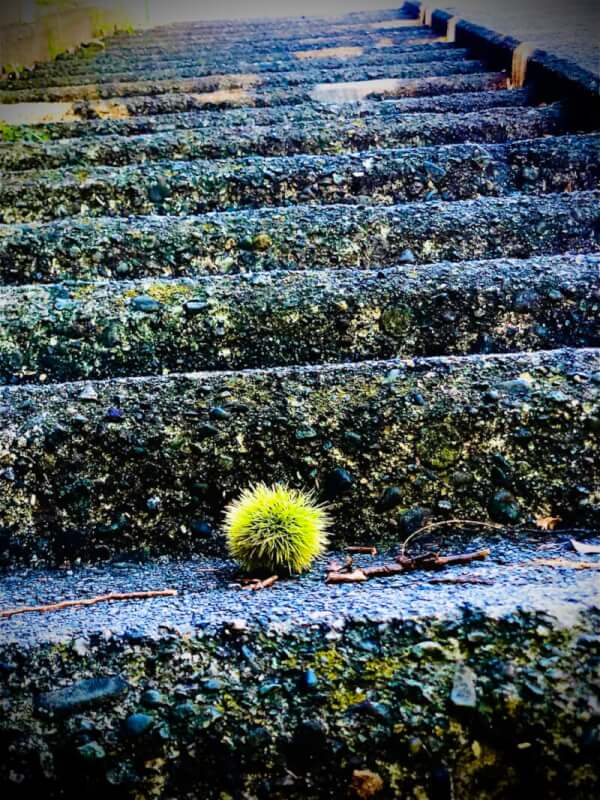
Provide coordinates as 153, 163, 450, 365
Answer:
0, 589, 178, 619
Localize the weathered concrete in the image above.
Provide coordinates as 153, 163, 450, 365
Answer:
0, 89, 533, 143
0, 58, 487, 104
3, 44, 469, 89
0, 551, 598, 798
0, 104, 565, 171
1, 191, 597, 284
2, 133, 598, 223
0, 348, 597, 565
0, 3, 598, 796
0, 254, 598, 384
62, 72, 509, 120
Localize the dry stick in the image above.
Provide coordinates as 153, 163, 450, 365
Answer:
0, 589, 177, 620
428, 576, 495, 586
247, 575, 279, 590
400, 519, 506, 557
362, 564, 406, 578
346, 546, 378, 556
326, 569, 368, 584
358, 549, 491, 580
427, 548, 491, 568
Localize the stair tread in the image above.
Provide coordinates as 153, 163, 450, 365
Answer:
1, 534, 598, 646
0, 90, 533, 143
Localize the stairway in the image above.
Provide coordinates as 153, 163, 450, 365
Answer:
0, 5, 598, 798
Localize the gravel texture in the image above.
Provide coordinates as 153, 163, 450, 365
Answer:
1, 191, 597, 284
4, 132, 598, 223
0, 254, 598, 384
0, 104, 563, 172
0, 348, 598, 565
0, 4, 598, 796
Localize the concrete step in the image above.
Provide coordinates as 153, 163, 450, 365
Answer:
25, 29, 438, 81
99, 22, 431, 52
21, 39, 456, 82
1, 133, 597, 224
0, 105, 565, 172
34, 28, 437, 73
3, 534, 596, 797
59, 72, 508, 118
0, 254, 598, 384
0, 348, 597, 566
5, 46, 469, 90
0, 89, 533, 143
0, 58, 487, 104
1, 191, 597, 284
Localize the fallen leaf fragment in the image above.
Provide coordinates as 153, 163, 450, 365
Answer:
532, 558, 600, 570
535, 515, 561, 531
571, 539, 600, 555
351, 769, 384, 798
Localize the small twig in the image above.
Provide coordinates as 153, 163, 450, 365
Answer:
346, 546, 378, 556
0, 589, 177, 620
326, 569, 368, 584
434, 549, 491, 568
401, 519, 505, 557
332, 549, 491, 584
428, 576, 494, 586
396, 549, 490, 570
258, 575, 279, 590
240, 575, 279, 591
362, 564, 406, 578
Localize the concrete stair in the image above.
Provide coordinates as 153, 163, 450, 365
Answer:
0, 3, 598, 797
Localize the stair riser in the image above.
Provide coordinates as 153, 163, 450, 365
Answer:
0, 349, 597, 565
0, 612, 597, 799
0, 106, 563, 172
0, 90, 531, 143
0, 256, 597, 384
1, 193, 597, 284
0, 60, 486, 104
2, 134, 597, 224
6, 47, 468, 89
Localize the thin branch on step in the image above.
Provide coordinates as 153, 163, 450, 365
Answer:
326, 569, 368, 584
362, 564, 406, 578
326, 549, 491, 584
346, 546, 378, 556
400, 519, 505, 557
396, 549, 491, 570
0, 589, 177, 619
428, 576, 495, 586
240, 575, 279, 590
